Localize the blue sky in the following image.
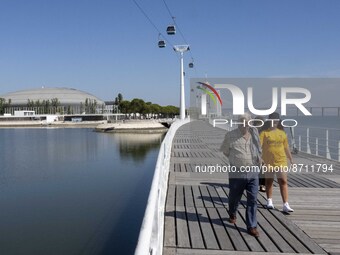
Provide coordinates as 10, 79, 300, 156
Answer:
0, 0, 339, 106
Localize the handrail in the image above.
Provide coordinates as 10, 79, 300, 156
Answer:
291, 126, 340, 162
295, 125, 340, 131
134, 118, 190, 255
209, 117, 340, 161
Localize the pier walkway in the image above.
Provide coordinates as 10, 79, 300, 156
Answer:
163, 120, 340, 255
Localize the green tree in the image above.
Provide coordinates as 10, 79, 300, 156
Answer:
160, 105, 179, 118
84, 98, 98, 114
91, 99, 97, 114
84, 98, 89, 113
43, 100, 51, 114
51, 98, 60, 114
130, 98, 146, 115
150, 104, 161, 117
141, 103, 150, 116
120, 100, 131, 114
112, 95, 179, 119
27, 99, 34, 108
35, 100, 41, 114
80, 102, 84, 114
114, 93, 124, 112
67, 105, 72, 114
0, 98, 6, 115
117, 93, 123, 104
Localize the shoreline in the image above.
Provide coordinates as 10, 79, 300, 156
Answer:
0, 121, 105, 129
0, 120, 171, 131
94, 121, 169, 133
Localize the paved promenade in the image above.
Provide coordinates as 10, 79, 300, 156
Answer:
163, 120, 340, 255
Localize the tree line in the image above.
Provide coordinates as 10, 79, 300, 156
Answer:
26, 98, 100, 114
0, 97, 100, 115
1, 93, 179, 117
114, 93, 179, 118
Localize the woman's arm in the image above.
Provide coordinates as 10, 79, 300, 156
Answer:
284, 146, 293, 164
283, 133, 293, 164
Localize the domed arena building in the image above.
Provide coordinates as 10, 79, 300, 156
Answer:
1, 87, 105, 115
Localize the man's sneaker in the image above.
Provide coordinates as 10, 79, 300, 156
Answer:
229, 214, 237, 224
266, 198, 275, 209
282, 202, 294, 213
248, 227, 260, 237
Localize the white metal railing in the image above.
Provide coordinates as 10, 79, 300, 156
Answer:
210, 118, 340, 162
134, 118, 190, 255
290, 126, 340, 162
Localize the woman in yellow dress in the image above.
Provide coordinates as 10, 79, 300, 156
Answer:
260, 112, 294, 213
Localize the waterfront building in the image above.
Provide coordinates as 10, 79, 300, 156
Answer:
0, 87, 105, 115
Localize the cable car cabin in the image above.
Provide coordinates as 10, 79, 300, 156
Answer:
166, 25, 176, 35
158, 40, 166, 48
189, 62, 194, 68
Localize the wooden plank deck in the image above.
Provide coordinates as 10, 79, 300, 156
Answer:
163, 120, 340, 255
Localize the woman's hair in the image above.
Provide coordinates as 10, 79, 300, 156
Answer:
262, 120, 271, 131
266, 112, 285, 131
262, 119, 285, 131
277, 121, 284, 130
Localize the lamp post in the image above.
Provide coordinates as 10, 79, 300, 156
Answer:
173, 45, 190, 120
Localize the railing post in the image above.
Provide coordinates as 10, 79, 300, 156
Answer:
298, 135, 301, 151
316, 138, 319, 156
326, 129, 331, 159
306, 128, 311, 154
290, 127, 296, 152
338, 141, 340, 162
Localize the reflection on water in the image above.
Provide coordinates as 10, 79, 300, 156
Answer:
0, 128, 164, 255
114, 133, 165, 162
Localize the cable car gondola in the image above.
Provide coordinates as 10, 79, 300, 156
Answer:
166, 25, 176, 35
158, 34, 166, 48
158, 40, 166, 48
189, 58, 194, 68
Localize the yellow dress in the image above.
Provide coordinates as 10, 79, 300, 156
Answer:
260, 129, 288, 168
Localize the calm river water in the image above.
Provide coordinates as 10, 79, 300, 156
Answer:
0, 128, 164, 255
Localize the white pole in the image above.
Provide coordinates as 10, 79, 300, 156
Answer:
173, 45, 189, 120
216, 90, 222, 117
201, 94, 207, 115
299, 135, 301, 151
307, 128, 311, 154
290, 127, 297, 152
326, 129, 331, 159
180, 52, 185, 120
316, 138, 319, 156
338, 141, 340, 162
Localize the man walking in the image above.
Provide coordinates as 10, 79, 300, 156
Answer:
220, 113, 262, 237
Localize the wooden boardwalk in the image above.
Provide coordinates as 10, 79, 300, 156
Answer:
163, 120, 340, 255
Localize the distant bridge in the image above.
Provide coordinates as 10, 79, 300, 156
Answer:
219, 106, 340, 116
